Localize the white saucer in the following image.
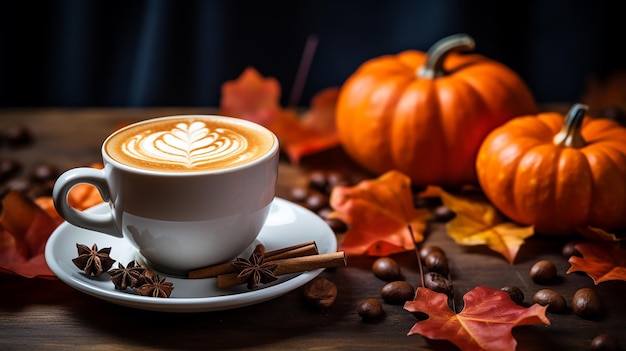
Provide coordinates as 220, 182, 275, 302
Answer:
45, 197, 336, 313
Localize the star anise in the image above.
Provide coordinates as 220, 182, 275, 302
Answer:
134, 274, 174, 298
232, 252, 278, 290
72, 243, 116, 277
109, 260, 146, 290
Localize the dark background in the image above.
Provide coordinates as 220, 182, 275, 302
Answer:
1, 0, 625, 107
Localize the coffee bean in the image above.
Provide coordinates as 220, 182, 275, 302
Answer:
424, 250, 449, 275
3, 125, 33, 148
432, 205, 455, 221
357, 298, 384, 321
371, 257, 402, 281
0, 158, 22, 182
380, 281, 414, 304
304, 192, 328, 212
423, 272, 452, 296
308, 170, 328, 193
325, 171, 350, 194
303, 277, 337, 309
289, 185, 309, 202
5, 177, 32, 193
572, 287, 603, 319
419, 245, 445, 261
562, 241, 582, 258
530, 260, 557, 283
533, 288, 567, 313
590, 333, 622, 351
500, 285, 524, 305
31, 163, 59, 182
325, 217, 348, 234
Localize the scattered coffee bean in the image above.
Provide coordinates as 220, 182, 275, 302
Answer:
289, 185, 309, 202
572, 287, 603, 319
380, 281, 414, 304
562, 241, 582, 258
530, 260, 557, 283
357, 298, 384, 321
303, 277, 338, 309
423, 272, 452, 296
31, 163, 59, 182
5, 177, 33, 193
590, 333, 622, 351
308, 170, 328, 193
325, 171, 350, 193
304, 192, 329, 212
500, 285, 524, 305
432, 205, 455, 221
424, 250, 449, 275
325, 217, 348, 234
371, 257, 402, 281
0, 158, 22, 182
419, 245, 445, 261
533, 288, 567, 313
2, 124, 33, 148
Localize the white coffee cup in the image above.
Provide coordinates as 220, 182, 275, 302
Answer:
53, 115, 279, 274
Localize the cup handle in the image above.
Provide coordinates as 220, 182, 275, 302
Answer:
53, 167, 121, 237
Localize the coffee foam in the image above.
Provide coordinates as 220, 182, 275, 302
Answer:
105, 116, 275, 172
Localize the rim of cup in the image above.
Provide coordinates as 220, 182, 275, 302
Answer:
101, 114, 280, 177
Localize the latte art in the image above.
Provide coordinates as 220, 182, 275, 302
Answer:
123, 122, 249, 168
105, 116, 276, 172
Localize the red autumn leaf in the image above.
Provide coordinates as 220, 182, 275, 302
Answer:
219, 67, 341, 163
404, 286, 550, 351
279, 87, 341, 163
220, 66, 282, 125
566, 241, 626, 284
0, 191, 62, 279
328, 170, 430, 256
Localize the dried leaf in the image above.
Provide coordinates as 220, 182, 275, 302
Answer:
220, 66, 282, 125
279, 87, 341, 163
36, 163, 105, 222
582, 70, 626, 110
566, 241, 626, 284
0, 191, 61, 279
219, 67, 340, 163
328, 170, 430, 256
577, 226, 622, 242
439, 189, 534, 264
404, 286, 550, 351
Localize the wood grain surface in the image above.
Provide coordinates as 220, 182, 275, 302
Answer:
1, 108, 624, 351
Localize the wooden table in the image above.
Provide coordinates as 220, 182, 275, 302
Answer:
1, 108, 625, 350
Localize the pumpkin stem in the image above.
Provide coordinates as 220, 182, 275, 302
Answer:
417, 33, 475, 79
553, 103, 588, 148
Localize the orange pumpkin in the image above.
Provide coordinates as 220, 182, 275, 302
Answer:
335, 34, 537, 187
476, 103, 626, 235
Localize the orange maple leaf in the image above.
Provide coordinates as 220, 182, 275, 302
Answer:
439, 188, 534, 264
36, 163, 105, 221
577, 226, 622, 242
328, 170, 430, 256
0, 191, 61, 279
566, 241, 626, 284
1, 164, 105, 279
404, 286, 550, 351
219, 67, 340, 163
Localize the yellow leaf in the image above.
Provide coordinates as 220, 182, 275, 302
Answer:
439, 189, 534, 264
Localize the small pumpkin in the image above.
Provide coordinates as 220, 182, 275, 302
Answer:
476, 103, 626, 235
336, 34, 537, 187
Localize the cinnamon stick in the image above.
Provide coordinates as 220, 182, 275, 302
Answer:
217, 251, 347, 289
188, 241, 319, 279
